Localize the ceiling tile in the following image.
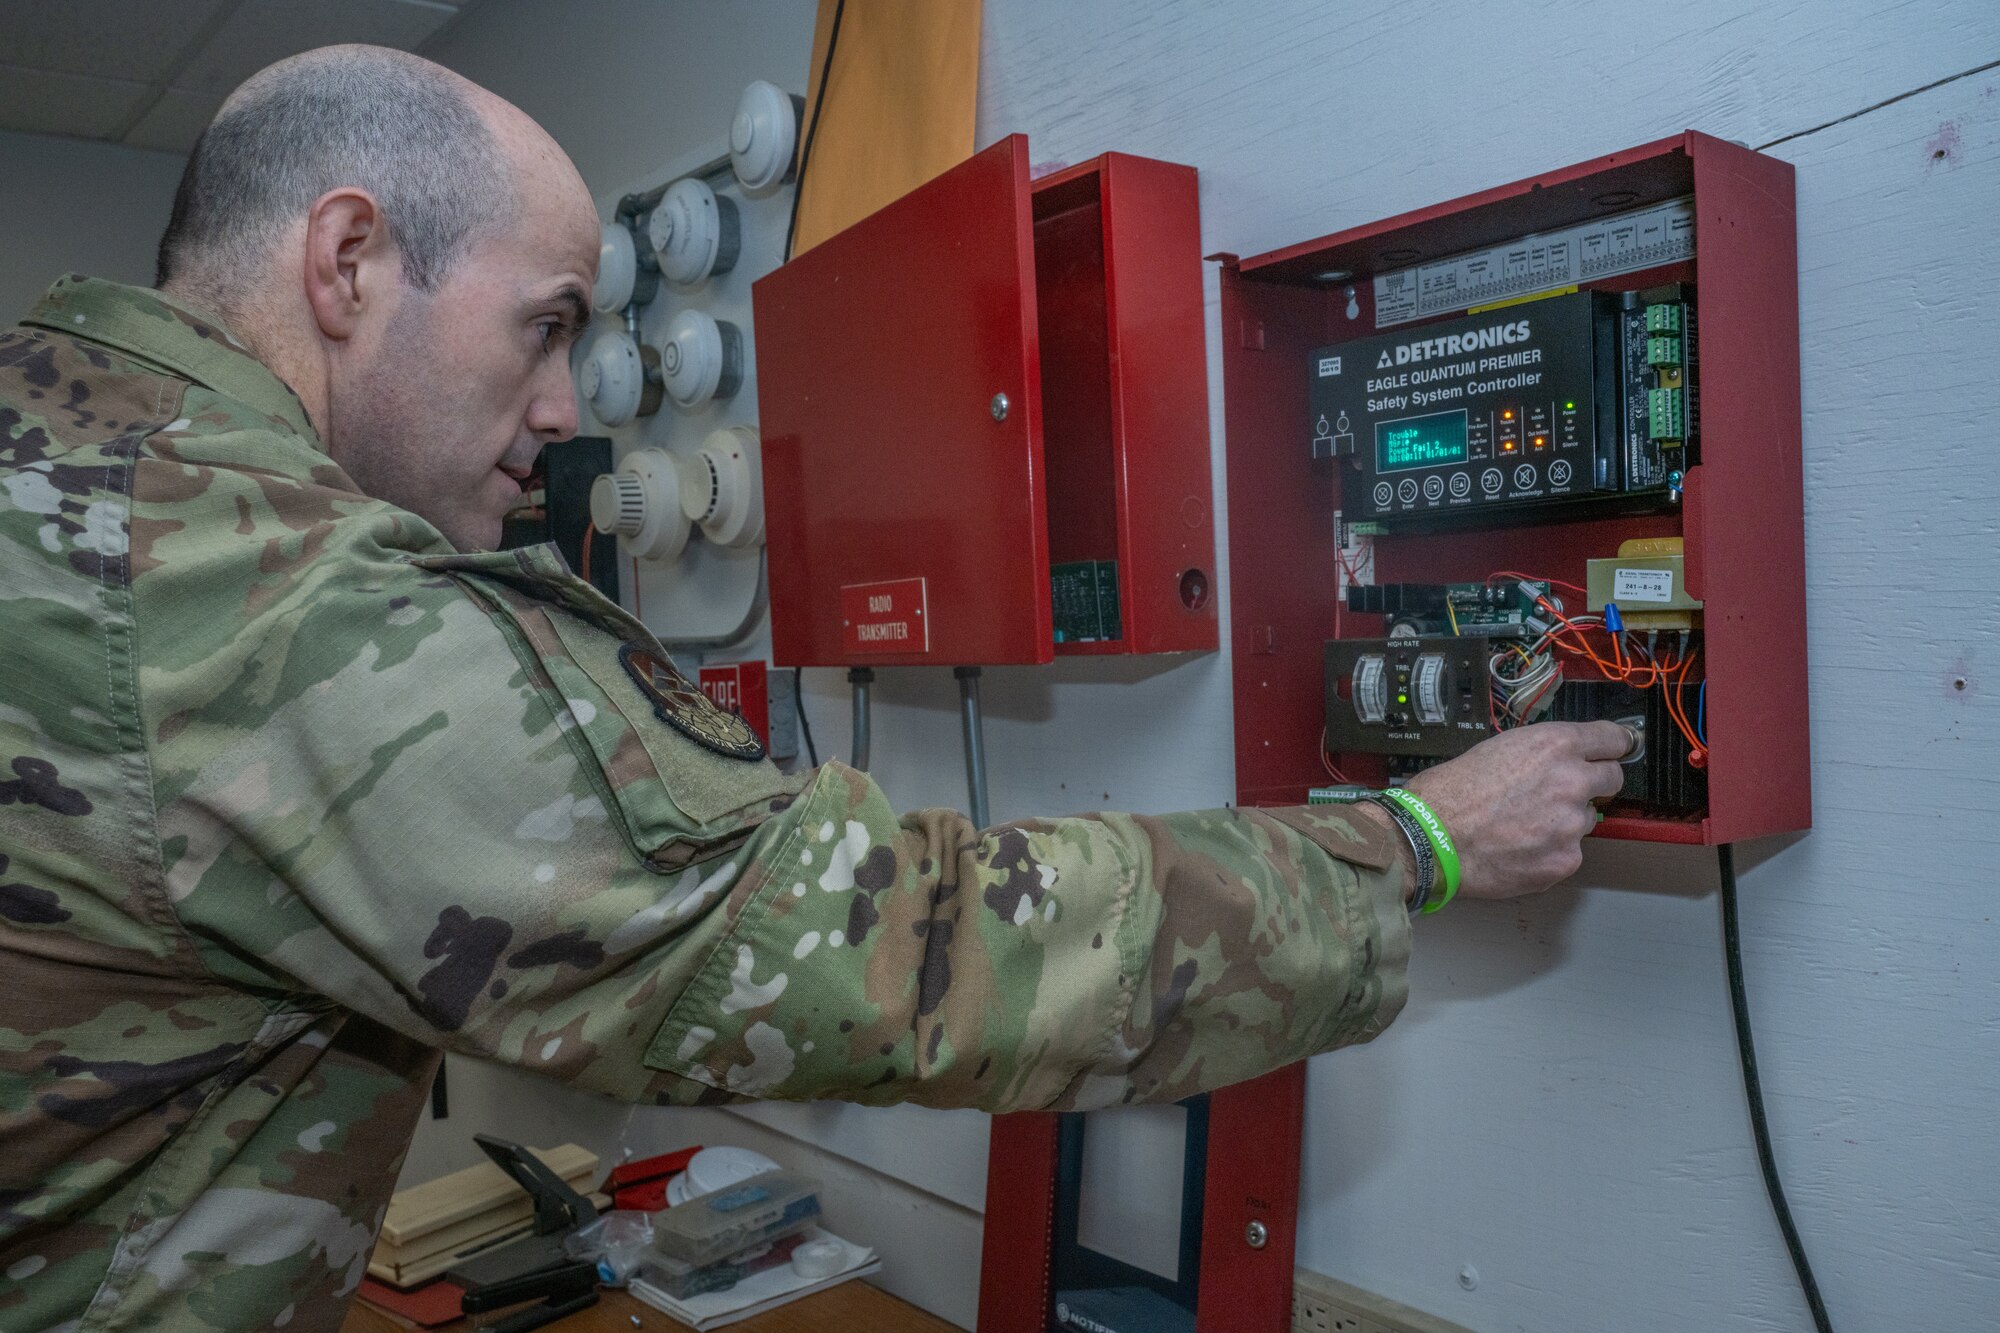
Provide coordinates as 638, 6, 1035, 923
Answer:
0, 0, 237, 84
0, 65, 151, 139
122, 88, 225, 155
172, 0, 454, 100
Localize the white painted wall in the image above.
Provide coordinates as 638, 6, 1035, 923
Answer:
0, 130, 185, 323
420, 2, 2000, 1330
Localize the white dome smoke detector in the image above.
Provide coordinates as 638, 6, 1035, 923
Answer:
646, 178, 740, 288
593, 222, 637, 313
679, 426, 765, 548
589, 449, 691, 562
730, 80, 802, 197
659, 309, 743, 409
578, 332, 660, 427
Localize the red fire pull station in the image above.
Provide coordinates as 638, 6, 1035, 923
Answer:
697, 661, 770, 749
754, 134, 1219, 668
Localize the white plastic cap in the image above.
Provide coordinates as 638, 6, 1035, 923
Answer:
659, 309, 743, 409
680, 1146, 781, 1202
790, 1238, 847, 1280
647, 178, 739, 287
593, 222, 637, 313
730, 79, 799, 196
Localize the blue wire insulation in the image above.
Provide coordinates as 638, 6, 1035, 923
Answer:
1698, 680, 1708, 746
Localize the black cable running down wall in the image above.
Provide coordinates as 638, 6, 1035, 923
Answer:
784, 0, 846, 262
1720, 843, 1833, 1332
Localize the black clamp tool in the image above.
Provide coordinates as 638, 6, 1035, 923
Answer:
448, 1134, 603, 1331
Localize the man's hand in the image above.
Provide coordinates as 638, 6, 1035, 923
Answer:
1402, 720, 1631, 900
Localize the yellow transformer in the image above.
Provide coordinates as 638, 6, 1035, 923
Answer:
1586, 537, 1702, 631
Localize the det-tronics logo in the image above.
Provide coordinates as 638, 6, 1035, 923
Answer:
1373, 318, 1530, 369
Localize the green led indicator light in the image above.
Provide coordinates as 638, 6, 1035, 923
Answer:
1564, 400, 1576, 410
1397, 693, 1409, 704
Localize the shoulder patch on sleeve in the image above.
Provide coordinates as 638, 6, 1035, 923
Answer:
619, 642, 766, 761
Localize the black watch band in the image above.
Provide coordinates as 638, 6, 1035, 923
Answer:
1364, 793, 1437, 915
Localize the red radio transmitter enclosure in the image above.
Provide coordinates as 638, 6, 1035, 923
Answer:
754, 135, 1219, 667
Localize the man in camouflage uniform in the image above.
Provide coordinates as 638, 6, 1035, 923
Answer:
0, 46, 1627, 1330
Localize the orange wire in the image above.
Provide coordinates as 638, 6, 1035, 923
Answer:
1661, 652, 1706, 763
1319, 729, 1351, 783
1488, 568, 1709, 767
1490, 568, 1587, 596
579, 517, 595, 580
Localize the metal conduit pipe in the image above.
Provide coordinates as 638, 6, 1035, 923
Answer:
614, 155, 734, 223
955, 666, 989, 829
847, 666, 874, 772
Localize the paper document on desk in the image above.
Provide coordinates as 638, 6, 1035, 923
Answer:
627, 1229, 878, 1330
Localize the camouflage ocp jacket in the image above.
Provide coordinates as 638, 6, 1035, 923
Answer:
0, 277, 1412, 1330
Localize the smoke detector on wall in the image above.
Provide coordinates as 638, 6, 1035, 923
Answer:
592, 221, 659, 314
590, 448, 691, 562
647, 178, 741, 287
730, 80, 804, 197
578, 331, 662, 427
589, 429, 765, 563
685, 426, 765, 548
660, 309, 744, 409
594, 223, 637, 313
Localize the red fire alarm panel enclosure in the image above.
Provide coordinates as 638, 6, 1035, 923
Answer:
754, 134, 1218, 667
1220, 131, 1808, 846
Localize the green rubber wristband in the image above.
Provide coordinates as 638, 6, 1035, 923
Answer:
1378, 787, 1461, 913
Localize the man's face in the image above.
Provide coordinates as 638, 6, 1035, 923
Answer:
326, 181, 598, 551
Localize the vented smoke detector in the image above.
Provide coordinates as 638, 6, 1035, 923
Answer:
588, 448, 690, 561
647, 178, 740, 288
680, 426, 765, 548
730, 80, 803, 197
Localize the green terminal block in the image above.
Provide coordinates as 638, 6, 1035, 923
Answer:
1648, 387, 1686, 441
1644, 302, 1684, 335
1050, 559, 1123, 644
1646, 334, 1683, 368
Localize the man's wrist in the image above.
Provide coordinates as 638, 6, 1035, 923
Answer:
1347, 800, 1422, 910
1375, 787, 1460, 912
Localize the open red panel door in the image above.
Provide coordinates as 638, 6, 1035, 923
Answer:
756, 135, 1218, 668
756, 134, 1052, 667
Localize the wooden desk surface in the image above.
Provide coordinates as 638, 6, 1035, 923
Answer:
342, 1280, 961, 1332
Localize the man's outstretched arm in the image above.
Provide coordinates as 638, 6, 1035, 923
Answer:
141, 440, 1620, 1112
637, 761, 1413, 1111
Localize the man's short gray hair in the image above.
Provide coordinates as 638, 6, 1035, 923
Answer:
155, 46, 513, 295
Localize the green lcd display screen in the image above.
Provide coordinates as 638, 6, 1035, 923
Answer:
1375, 410, 1469, 473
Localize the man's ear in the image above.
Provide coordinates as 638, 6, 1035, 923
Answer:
302, 187, 393, 342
